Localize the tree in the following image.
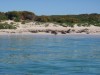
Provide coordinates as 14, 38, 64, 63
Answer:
6, 11, 21, 21
21, 11, 35, 20
0, 12, 7, 20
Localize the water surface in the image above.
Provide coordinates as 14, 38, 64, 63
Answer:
0, 34, 100, 75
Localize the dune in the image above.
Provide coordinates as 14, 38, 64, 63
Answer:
0, 20, 100, 35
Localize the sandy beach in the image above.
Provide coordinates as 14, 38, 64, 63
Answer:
0, 20, 100, 35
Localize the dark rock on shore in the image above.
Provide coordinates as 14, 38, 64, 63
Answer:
29, 30, 38, 33
77, 28, 89, 33
66, 29, 71, 33
51, 31, 58, 35
61, 31, 66, 34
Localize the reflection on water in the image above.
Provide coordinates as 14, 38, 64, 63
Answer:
0, 34, 100, 75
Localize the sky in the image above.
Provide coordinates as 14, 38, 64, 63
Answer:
0, 0, 100, 15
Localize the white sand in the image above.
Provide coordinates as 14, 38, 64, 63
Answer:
0, 20, 100, 35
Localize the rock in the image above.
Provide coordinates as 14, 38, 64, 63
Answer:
46, 30, 50, 33
77, 28, 89, 33
66, 29, 71, 33
51, 31, 58, 35
29, 30, 38, 33
61, 31, 66, 34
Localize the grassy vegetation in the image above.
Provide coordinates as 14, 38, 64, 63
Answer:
0, 23, 17, 29
35, 14, 100, 26
0, 11, 100, 27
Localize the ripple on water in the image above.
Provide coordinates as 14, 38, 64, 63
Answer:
0, 34, 100, 75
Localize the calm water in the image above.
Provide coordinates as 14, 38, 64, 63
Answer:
0, 34, 100, 75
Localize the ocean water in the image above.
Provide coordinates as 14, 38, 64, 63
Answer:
0, 34, 100, 75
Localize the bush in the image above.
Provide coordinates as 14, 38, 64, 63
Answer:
94, 23, 100, 26
21, 21, 25, 24
10, 22, 14, 25
0, 23, 17, 29
14, 18, 20, 22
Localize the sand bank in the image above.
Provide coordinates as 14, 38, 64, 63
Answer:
0, 21, 100, 35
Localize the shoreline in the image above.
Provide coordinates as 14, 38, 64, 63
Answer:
0, 32, 100, 36
0, 27, 100, 35
0, 28, 100, 35
0, 20, 100, 35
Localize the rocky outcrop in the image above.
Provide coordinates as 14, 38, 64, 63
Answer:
76, 28, 89, 33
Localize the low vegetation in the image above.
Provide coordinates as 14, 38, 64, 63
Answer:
0, 23, 17, 29
0, 11, 100, 26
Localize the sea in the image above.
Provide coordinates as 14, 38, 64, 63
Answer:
0, 34, 100, 75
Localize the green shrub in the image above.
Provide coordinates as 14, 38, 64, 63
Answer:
10, 22, 14, 25
14, 18, 20, 22
21, 21, 25, 24
0, 23, 17, 29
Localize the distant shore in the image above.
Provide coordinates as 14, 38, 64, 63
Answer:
0, 20, 100, 35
